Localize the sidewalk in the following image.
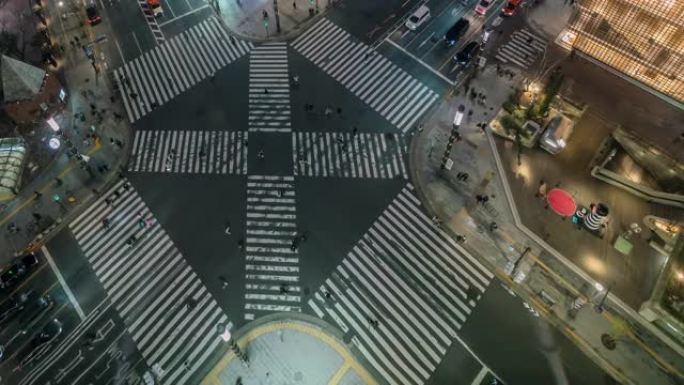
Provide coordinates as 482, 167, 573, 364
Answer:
408, 63, 684, 384
0, 0, 132, 262
201, 315, 378, 385
214, 0, 335, 41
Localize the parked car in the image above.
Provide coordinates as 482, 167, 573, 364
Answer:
147, 0, 163, 17
539, 115, 575, 154
18, 294, 53, 328
501, 0, 523, 16
0, 253, 40, 290
86, 0, 102, 25
18, 318, 63, 369
475, 0, 494, 15
405, 5, 430, 30
453, 41, 481, 65
444, 18, 470, 47
0, 291, 33, 326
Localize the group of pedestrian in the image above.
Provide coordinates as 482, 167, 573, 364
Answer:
456, 172, 469, 182
475, 194, 490, 205
290, 231, 309, 251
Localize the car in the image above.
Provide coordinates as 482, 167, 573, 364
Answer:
444, 18, 470, 47
18, 294, 53, 328
18, 319, 63, 369
475, 0, 494, 15
501, 0, 523, 16
147, 0, 163, 17
86, 1, 102, 25
0, 253, 40, 290
405, 5, 430, 31
453, 41, 481, 65
0, 291, 32, 326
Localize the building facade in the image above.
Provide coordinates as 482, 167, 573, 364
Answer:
567, 0, 684, 103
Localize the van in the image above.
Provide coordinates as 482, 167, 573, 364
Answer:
445, 18, 470, 47
540, 115, 574, 154
405, 5, 431, 31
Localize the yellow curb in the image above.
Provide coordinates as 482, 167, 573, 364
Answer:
202, 321, 378, 385
327, 362, 350, 385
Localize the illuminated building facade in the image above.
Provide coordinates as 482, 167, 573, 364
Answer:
566, 0, 684, 103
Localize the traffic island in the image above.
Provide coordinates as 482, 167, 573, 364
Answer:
202, 315, 378, 385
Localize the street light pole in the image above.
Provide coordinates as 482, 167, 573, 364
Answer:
440, 104, 465, 170
273, 0, 281, 33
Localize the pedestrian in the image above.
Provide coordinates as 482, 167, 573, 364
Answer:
123, 182, 131, 191
264, 88, 269, 94
324, 106, 332, 117
238, 239, 244, 250
300, 231, 308, 242
336, 107, 342, 115
258, 149, 265, 159
55, 177, 63, 186
262, 9, 268, 19
225, 222, 232, 235
292, 0, 296, 9
219, 276, 229, 289
102, 218, 111, 230
489, 222, 498, 232
290, 237, 298, 251
352, 126, 358, 136
34, 191, 42, 200
184, 297, 197, 310
536, 179, 547, 198
32, 213, 42, 221
280, 283, 288, 294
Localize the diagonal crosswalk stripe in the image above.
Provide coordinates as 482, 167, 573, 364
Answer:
307, 183, 493, 385
495, 28, 547, 69
249, 43, 292, 133
292, 132, 407, 179
114, 17, 254, 123
68, 180, 231, 385
243, 175, 302, 320
129, 130, 248, 174
292, 18, 439, 133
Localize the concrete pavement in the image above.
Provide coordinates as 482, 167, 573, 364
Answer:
0, 0, 133, 262
409, 61, 684, 384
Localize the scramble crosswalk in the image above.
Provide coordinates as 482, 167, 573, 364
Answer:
249, 43, 292, 133
292, 132, 407, 179
244, 175, 302, 321
129, 130, 248, 174
307, 184, 493, 385
68, 180, 229, 385
495, 28, 546, 69
292, 18, 439, 134
114, 17, 253, 123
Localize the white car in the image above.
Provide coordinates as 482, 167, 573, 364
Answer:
475, 0, 494, 15
405, 5, 431, 31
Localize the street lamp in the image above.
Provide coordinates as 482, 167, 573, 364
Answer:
440, 104, 465, 170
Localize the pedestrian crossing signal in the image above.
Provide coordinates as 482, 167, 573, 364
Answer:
52, 194, 61, 202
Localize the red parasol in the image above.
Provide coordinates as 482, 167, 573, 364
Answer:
546, 188, 577, 217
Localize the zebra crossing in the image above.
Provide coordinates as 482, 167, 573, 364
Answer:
495, 28, 547, 69
307, 184, 493, 385
244, 175, 302, 321
68, 180, 230, 385
114, 17, 253, 123
249, 43, 292, 133
292, 18, 439, 134
136, 0, 165, 45
292, 132, 407, 179
129, 130, 248, 174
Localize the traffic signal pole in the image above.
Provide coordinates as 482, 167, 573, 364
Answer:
440, 104, 466, 170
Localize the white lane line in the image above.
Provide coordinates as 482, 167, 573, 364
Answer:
158, 4, 210, 27
471, 366, 488, 385
384, 38, 455, 85
41, 246, 86, 321
132, 32, 143, 56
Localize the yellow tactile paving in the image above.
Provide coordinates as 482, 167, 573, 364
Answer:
202, 321, 378, 385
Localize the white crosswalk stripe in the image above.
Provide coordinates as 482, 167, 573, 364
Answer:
495, 28, 546, 69
249, 43, 292, 133
244, 175, 301, 320
307, 183, 493, 385
136, 0, 165, 45
68, 180, 230, 385
129, 130, 248, 174
292, 18, 439, 133
114, 17, 253, 123
292, 132, 407, 179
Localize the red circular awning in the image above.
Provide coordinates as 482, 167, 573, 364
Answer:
546, 188, 577, 217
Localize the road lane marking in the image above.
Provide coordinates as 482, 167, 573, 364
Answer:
158, 4, 210, 27
42, 246, 85, 320
418, 32, 434, 48
384, 38, 455, 85
328, 362, 351, 385
470, 366, 488, 385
